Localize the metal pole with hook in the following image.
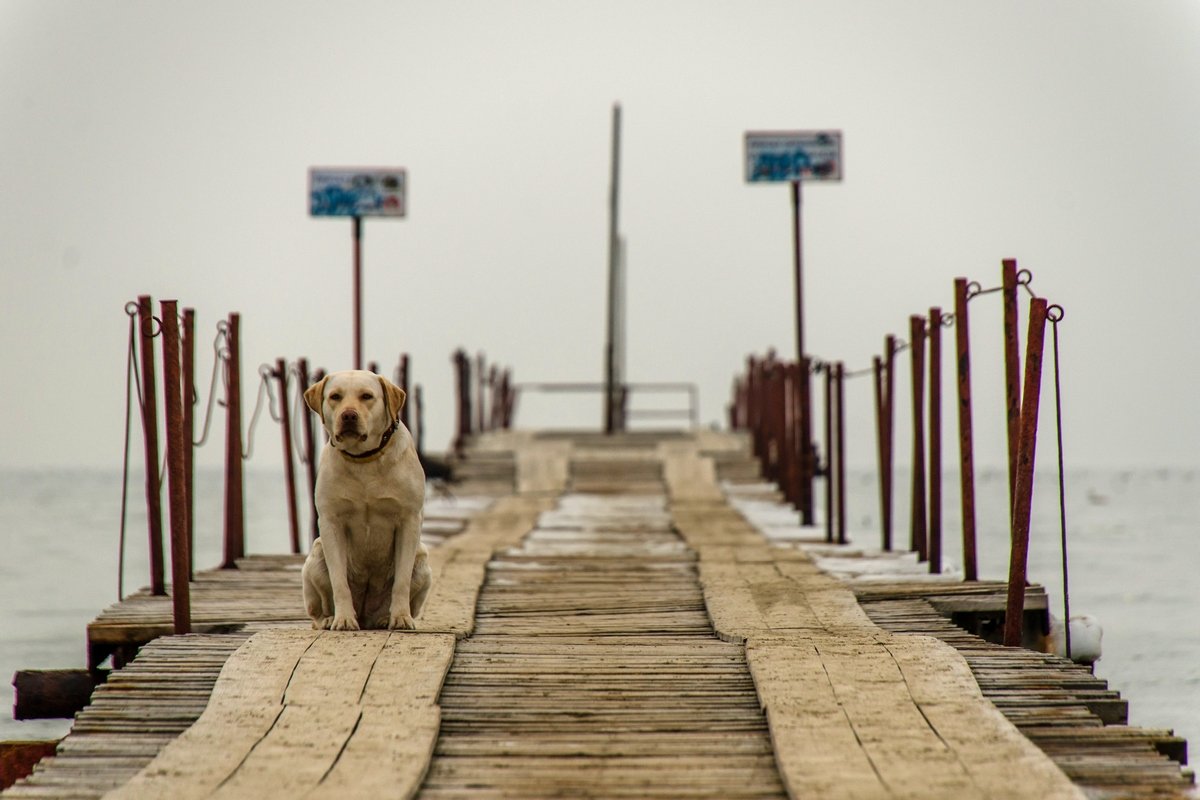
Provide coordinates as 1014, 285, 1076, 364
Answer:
160, 300, 191, 634
955, 279, 979, 581
136, 295, 166, 596
1004, 296, 1049, 648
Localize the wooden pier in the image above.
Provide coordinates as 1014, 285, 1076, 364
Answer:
4, 431, 1193, 798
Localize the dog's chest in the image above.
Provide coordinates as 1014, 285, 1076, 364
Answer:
318, 465, 415, 571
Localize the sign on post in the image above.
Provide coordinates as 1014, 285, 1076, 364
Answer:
308, 166, 407, 369
744, 131, 843, 183
309, 168, 407, 218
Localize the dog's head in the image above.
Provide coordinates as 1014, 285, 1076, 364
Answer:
304, 370, 406, 456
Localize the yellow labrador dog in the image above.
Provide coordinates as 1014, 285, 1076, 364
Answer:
302, 370, 430, 631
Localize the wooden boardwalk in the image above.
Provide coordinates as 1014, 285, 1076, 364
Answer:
4, 432, 1193, 798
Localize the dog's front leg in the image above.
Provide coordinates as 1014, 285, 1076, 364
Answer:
388, 512, 422, 630
321, 521, 360, 631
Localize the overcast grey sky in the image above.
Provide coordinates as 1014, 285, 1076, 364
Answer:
3, 1, 1200, 472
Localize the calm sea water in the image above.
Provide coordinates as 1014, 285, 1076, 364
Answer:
1, 466, 1197, 754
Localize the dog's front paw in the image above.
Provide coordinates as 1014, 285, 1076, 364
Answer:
388, 612, 416, 631
330, 614, 360, 631
312, 616, 334, 630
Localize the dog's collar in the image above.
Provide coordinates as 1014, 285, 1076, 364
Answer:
335, 416, 400, 463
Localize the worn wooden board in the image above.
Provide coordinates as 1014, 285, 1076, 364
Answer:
101, 630, 454, 800
665, 441, 1089, 800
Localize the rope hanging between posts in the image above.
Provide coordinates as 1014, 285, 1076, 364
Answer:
193, 322, 229, 448
288, 362, 314, 466
241, 364, 282, 460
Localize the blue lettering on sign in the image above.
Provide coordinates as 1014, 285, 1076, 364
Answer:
752, 149, 812, 181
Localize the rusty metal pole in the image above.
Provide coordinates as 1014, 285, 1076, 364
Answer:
297, 358, 319, 543
222, 313, 245, 568
275, 359, 301, 555
353, 216, 363, 370
764, 364, 780, 486
928, 307, 943, 575
159, 300, 191, 634
397, 354, 410, 430
954, 279, 979, 581
798, 360, 815, 526
791, 181, 816, 525
882, 335, 896, 551
774, 365, 788, 491
823, 363, 834, 543
909, 315, 928, 561
452, 350, 470, 454
136, 295, 166, 596
791, 363, 805, 508
1004, 297, 1049, 648
748, 357, 762, 462
782, 364, 797, 506
835, 361, 847, 545
1002, 259, 1021, 517
489, 365, 501, 431
872, 355, 887, 551
181, 307, 196, 581
414, 384, 425, 454
476, 353, 487, 435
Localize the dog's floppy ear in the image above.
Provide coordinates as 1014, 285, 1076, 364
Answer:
304, 376, 329, 416
378, 376, 406, 421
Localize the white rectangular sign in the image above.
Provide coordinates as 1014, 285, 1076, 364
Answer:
745, 131, 842, 182
309, 168, 406, 217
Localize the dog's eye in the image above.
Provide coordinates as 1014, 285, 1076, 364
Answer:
329, 392, 343, 402
360, 393, 374, 402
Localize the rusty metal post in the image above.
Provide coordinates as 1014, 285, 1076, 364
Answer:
476, 353, 487, 435
489, 365, 501, 431
909, 315, 928, 560
368, 360, 379, 376
774, 365, 789, 493
823, 363, 834, 543
764, 364, 781, 486
954, 279, 979, 581
1004, 297, 1049, 648
729, 378, 741, 430
835, 361, 847, 545
797, 358, 815, 526
790, 185, 817, 522
791, 363, 806, 509
275, 359, 301, 555
414, 384, 425, 454
928, 307, 943, 574
353, 216, 363, 370
453, 349, 470, 454
222, 313, 245, 568
397, 354, 410, 430
297, 358, 319, 543
796, 364, 806, 510
782, 364, 797, 506
1002, 259, 1021, 517
506, 371, 518, 428
159, 300, 191, 634
872, 355, 888, 551
882, 335, 896, 551
136, 296, 166, 596
181, 307, 196, 581
747, 357, 763, 463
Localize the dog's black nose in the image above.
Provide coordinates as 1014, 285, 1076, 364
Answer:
341, 410, 359, 423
